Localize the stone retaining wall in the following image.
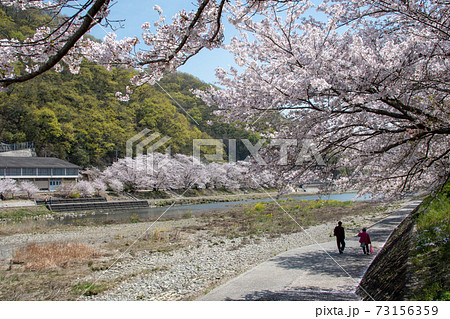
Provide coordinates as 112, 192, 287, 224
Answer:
356, 206, 419, 300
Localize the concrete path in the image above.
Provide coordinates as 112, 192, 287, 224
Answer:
0, 200, 35, 208
197, 200, 422, 301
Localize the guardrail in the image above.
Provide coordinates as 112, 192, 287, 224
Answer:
0, 142, 35, 152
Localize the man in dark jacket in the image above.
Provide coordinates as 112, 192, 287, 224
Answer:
334, 221, 345, 254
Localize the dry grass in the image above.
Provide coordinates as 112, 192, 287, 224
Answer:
12, 242, 99, 270
0, 242, 109, 300
0, 220, 54, 236
105, 226, 186, 255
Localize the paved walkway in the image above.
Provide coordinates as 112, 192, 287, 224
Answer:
197, 200, 422, 301
0, 200, 35, 208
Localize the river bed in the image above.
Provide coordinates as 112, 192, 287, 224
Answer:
53, 192, 367, 225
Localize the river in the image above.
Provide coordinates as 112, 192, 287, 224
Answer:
52, 192, 367, 225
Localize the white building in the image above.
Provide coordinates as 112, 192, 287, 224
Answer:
0, 157, 80, 191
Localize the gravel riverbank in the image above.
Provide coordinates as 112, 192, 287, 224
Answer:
0, 200, 402, 301
82, 208, 396, 300
80, 222, 338, 301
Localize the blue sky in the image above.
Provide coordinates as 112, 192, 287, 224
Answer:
89, 0, 239, 85
88, 1, 327, 85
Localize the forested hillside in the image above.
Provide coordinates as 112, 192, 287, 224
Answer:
0, 4, 51, 40
0, 5, 259, 167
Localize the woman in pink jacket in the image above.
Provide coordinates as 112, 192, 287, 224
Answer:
358, 228, 371, 255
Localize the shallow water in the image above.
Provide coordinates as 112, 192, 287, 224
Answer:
51, 192, 367, 226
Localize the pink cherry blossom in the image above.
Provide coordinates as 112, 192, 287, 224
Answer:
199, 0, 450, 198
1, 1, 448, 197
19, 180, 39, 199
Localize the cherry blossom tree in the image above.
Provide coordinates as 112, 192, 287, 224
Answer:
81, 167, 102, 181
19, 180, 39, 199
75, 180, 95, 197
0, 178, 19, 198
149, 153, 182, 191
252, 167, 277, 190
91, 178, 107, 196
172, 153, 208, 190
221, 162, 245, 190
102, 156, 142, 191
56, 182, 76, 198
101, 155, 172, 191
199, 0, 450, 197
205, 162, 229, 189
106, 178, 123, 193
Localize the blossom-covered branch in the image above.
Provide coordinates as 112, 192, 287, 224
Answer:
198, 0, 450, 197
0, 0, 228, 92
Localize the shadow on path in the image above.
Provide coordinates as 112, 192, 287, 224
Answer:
225, 289, 360, 301
272, 248, 368, 279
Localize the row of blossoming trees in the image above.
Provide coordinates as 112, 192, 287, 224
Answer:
0, 179, 40, 199
0, 178, 103, 199
78, 153, 276, 196
0, 154, 276, 199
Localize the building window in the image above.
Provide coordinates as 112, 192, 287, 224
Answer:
49, 179, 61, 186
52, 168, 65, 176
38, 168, 51, 176
66, 168, 78, 176
49, 179, 62, 191
0, 168, 3, 175
5, 168, 21, 176
22, 168, 37, 176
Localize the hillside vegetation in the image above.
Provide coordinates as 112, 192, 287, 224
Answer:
356, 184, 449, 301
0, 5, 260, 167
409, 183, 450, 300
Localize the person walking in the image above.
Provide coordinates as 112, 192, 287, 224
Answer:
358, 228, 371, 255
333, 221, 345, 254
